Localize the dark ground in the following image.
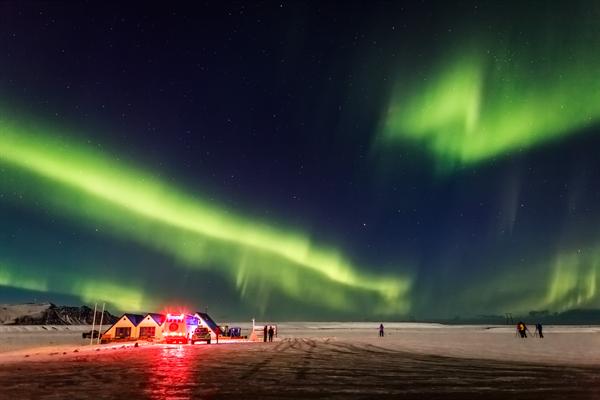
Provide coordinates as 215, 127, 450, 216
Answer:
0, 338, 599, 399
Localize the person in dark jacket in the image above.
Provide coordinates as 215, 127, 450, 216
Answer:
268, 326, 274, 342
263, 325, 268, 342
535, 323, 544, 338
517, 321, 528, 338
379, 323, 384, 337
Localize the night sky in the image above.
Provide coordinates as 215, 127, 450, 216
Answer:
1, 1, 600, 320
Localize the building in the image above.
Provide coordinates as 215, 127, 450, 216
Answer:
102, 313, 145, 341
137, 313, 166, 340
194, 312, 224, 341
101, 310, 224, 343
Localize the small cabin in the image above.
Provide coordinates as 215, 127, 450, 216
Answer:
102, 313, 144, 341
137, 313, 166, 340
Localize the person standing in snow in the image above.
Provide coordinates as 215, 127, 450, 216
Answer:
535, 323, 544, 338
379, 323, 384, 337
517, 321, 528, 338
268, 326, 274, 342
263, 325, 268, 342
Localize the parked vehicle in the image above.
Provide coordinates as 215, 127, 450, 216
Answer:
191, 327, 211, 344
82, 330, 100, 339
226, 327, 242, 337
163, 313, 199, 344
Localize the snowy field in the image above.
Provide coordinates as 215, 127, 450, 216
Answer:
1, 323, 600, 399
4, 322, 600, 366
274, 322, 600, 366
0, 324, 95, 354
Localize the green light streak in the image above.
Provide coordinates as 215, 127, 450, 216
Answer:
448, 244, 600, 316
0, 264, 48, 293
0, 260, 145, 310
545, 250, 599, 311
0, 118, 411, 314
76, 280, 145, 311
378, 27, 600, 167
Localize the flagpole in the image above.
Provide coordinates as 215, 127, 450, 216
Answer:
96, 303, 105, 345
90, 303, 97, 346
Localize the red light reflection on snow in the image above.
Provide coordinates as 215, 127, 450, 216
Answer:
145, 345, 194, 399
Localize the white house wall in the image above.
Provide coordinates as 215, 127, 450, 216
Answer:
103, 316, 138, 340
137, 315, 164, 339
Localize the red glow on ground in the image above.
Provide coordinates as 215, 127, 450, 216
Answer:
146, 346, 196, 399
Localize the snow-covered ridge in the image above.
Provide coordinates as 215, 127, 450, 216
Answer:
0, 303, 117, 325
0, 325, 92, 333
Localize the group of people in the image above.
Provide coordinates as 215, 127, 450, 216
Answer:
516, 321, 544, 338
377, 322, 544, 339
263, 325, 275, 342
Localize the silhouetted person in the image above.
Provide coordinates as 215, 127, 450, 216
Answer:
379, 323, 384, 337
268, 326, 274, 342
536, 323, 544, 338
517, 321, 527, 338
263, 325, 268, 342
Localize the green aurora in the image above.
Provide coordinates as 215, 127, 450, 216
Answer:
2, 2, 600, 320
0, 261, 145, 311
378, 8, 600, 168
444, 244, 600, 317
0, 118, 411, 313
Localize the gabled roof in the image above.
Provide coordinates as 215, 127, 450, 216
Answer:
146, 313, 166, 325
123, 313, 145, 326
196, 312, 224, 335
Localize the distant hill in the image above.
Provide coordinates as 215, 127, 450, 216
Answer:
546, 309, 600, 325
0, 302, 118, 325
433, 309, 600, 325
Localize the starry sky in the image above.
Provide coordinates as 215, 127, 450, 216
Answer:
1, 1, 600, 320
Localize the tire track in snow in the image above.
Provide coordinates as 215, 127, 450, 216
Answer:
238, 338, 293, 380
295, 338, 316, 380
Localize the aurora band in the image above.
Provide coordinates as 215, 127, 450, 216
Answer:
0, 118, 412, 313
378, 22, 600, 168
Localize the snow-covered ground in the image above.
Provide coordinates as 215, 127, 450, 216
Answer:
262, 322, 600, 366
2, 322, 600, 366
1, 325, 600, 399
277, 323, 600, 366
0, 324, 97, 355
